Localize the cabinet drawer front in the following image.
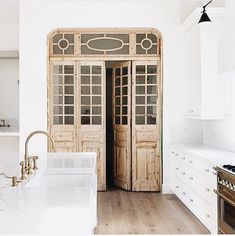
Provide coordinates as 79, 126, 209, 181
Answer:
171, 149, 216, 181
171, 149, 189, 162
171, 159, 182, 177
185, 164, 216, 202
183, 152, 216, 180
187, 190, 212, 231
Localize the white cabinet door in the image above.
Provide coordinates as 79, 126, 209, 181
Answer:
184, 22, 224, 120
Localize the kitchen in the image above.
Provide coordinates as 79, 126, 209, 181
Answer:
0, 0, 234, 235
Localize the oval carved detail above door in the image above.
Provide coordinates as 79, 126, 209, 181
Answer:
87, 37, 124, 52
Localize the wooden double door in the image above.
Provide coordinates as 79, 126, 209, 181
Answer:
48, 60, 161, 191
112, 61, 161, 191
48, 61, 106, 190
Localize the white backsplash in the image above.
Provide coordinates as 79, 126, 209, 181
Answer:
203, 74, 235, 152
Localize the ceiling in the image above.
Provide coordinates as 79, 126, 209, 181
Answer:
0, 0, 225, 25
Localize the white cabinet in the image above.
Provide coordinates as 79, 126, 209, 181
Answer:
170, 147, 218, 233
182, 8, 225, 119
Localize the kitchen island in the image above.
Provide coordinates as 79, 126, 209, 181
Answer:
0, 152, 97, 235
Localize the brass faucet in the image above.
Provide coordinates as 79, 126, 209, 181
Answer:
0, 172, 18, 187
20, 130, 55, 180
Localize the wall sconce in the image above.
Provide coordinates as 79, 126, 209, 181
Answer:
198, 0, 213, 24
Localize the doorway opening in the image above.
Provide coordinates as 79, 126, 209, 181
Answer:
106, 62, 114, 187
105, 61, 126, 188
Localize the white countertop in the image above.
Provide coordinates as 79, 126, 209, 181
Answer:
0, 170, 95, 235
170, 143, 235, 165
0, 132, 19, 137
0, 128, 19, 136
0, 152, 97, 235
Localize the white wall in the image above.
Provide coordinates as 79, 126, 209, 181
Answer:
19, 0, 202, 193
0, 137, 19, 152
0, 24, 18, 51
203, 75, 235, 152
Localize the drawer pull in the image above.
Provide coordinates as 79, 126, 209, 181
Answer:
175, 167, 179, 170
206, 214, 210, 218
205, 188, 210, 192
182, 157, 186, 160
205, 168, 210, 173
182, 192, 186, 195
189, 160, 193, 164
171, 151, 175, 154
189, 177, 193, 180
182, 172, 186, 175
189, 199, 193, 202
176, 185, 179, 189
175, 153, 179, 156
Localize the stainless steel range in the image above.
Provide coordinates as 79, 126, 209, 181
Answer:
214, 165, 235, 234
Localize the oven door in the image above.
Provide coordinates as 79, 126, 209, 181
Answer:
216, 190, 235, 234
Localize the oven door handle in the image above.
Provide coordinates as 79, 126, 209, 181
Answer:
214, 190, 235, 207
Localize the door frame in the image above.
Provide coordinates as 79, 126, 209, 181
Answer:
47, 28, 163, 191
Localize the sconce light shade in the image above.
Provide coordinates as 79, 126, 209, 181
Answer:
198, 12, 212, 23
198, 0, 213, 24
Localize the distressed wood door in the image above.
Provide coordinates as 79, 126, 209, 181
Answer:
132, 61, 161, 191
112, 61, 132, 190
77, 61, 106, 191
48, 61, 77, 152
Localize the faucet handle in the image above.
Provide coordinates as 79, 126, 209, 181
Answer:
32, 156, 39, 170
11, 176, 18, 187
20, 161, 27, 180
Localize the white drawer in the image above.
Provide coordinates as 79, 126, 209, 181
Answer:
171, 149, 216, 181
172, 177, 181, 195
188, 191, 212, 231
171, 159, 182, 177
186, 166, 216, 203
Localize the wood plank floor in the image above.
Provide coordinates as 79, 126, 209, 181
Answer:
95, 189, 210, 234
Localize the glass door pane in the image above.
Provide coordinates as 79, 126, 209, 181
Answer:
80, 64, 103, 125
52, 63, 75, 125
133, 63, 158, 125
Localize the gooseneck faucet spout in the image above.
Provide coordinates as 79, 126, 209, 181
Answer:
21, 130, 55, 179
24, 130, 55, 158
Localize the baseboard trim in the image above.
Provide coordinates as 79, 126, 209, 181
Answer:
162, 184, 173, 194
